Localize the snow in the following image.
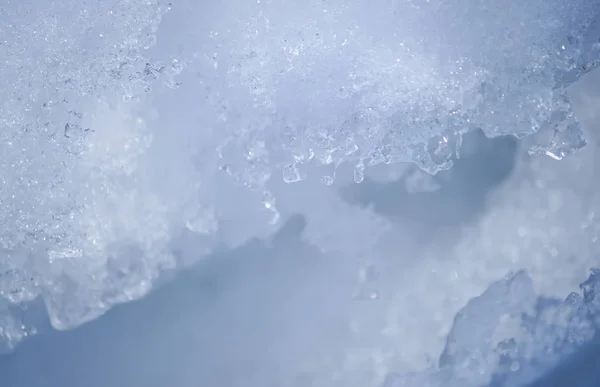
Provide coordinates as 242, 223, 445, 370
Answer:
1, 1, 600, 386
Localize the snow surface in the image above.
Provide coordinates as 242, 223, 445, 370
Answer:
1, 1, 600, 386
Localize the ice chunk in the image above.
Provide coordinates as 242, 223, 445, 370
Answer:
382, 269, 600, 387
198, 0, 600, 188
490, 269, 600, 386
438, 271, 536, 385
0, 0, 178, 346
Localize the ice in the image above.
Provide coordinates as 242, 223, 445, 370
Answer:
1, 0, 600, 376
438, 271, 537, 385
0, 0, 176, 333
378, 269, 600, 387
200, 0, 599, 178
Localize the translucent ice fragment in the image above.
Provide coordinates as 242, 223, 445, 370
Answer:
529, 117, 587, 160
439, 271, 536, 385
492, 269, 600, 386
529, 91, 588, 160
354, 160, 365, 184
411, 146, 453, 175
427, 133, 457, 167
283, 163, 303, 183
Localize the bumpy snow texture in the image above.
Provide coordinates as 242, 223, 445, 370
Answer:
0, 0, 599, 375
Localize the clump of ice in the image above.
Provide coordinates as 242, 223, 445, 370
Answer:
0, 0, 178, 338
0, 0, 600, 363
380, 269, 600, 387
205, 0, 599, 184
